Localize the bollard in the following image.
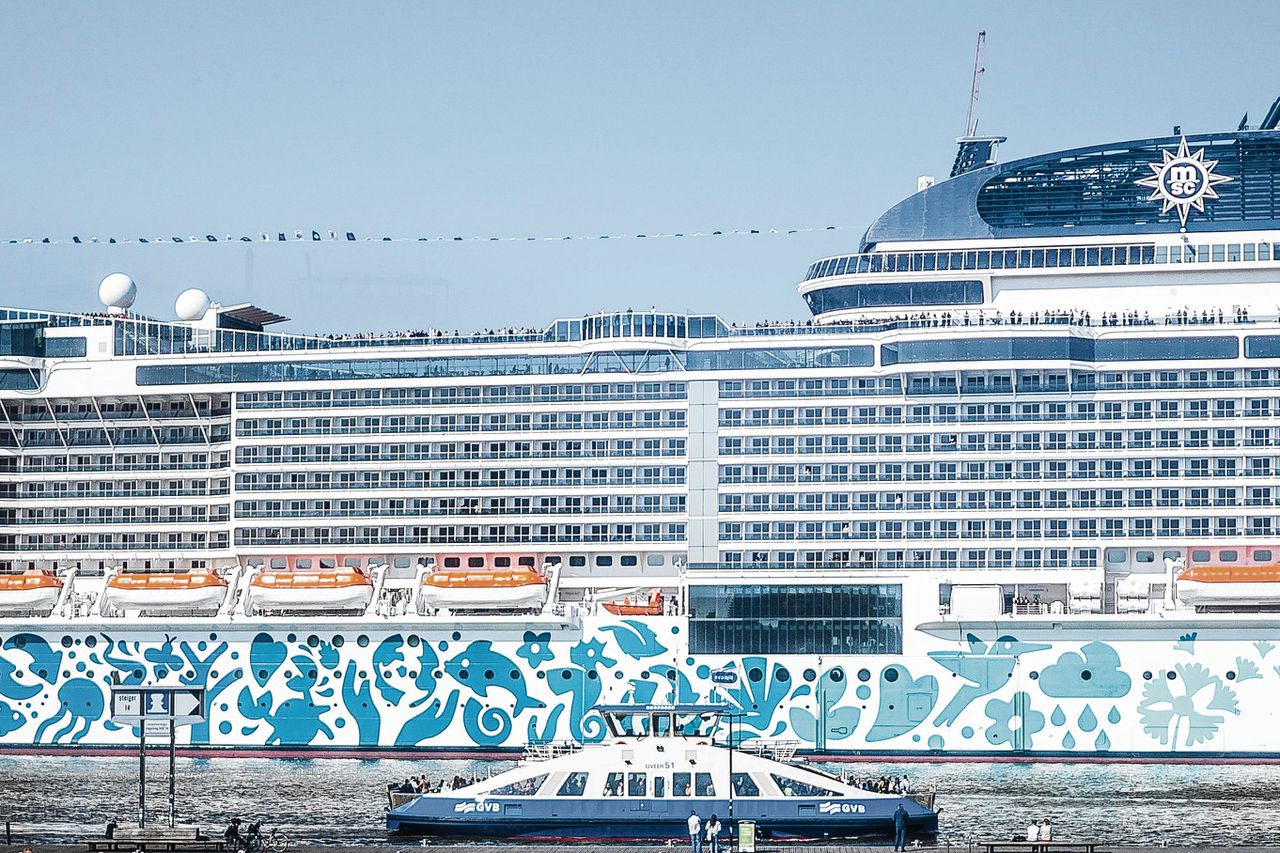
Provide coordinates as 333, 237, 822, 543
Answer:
5, 819, 11, 844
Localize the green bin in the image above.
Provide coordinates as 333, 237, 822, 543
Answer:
737, 820, 756, 853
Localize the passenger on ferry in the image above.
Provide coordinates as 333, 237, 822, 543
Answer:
687, 811, 702, 853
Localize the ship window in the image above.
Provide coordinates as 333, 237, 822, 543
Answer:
296, 558, 313, 569
654, 776, 666, 797
647, 554, 665, 567
603, 772, 625, 797
732, 773, 761, 797
1104, 549, 1126, 564
490, 774, 546, 796
494, 557, 511, 567
1135, 551, 1155, 563
1253, 550, 1273, 562
444, 557, 461, 568
468, 557, 485, 568
695, 773, 715, 797
519, 556, 536, 567
569, 556, 587, 567
319, 558, 336, 569
771, 774, 840, 797
1219, 550, 1239, 563
596, 556, 614, 567
270, 558, 286, 569
627, 773, 647, 797
1191, 550, 1211, 563
621, 555, 638, 567
556, 772, 588, 796
673, 772, 691, 797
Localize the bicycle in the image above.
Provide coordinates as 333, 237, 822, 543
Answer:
260, 829, 291, 853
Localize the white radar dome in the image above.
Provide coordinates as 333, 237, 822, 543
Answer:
174, 288, 212, 321
98, 273, 137, 311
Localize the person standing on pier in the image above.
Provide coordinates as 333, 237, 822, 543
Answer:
687, 810, 702, 853
893, 803, 909, 852
706, 814, 722, 853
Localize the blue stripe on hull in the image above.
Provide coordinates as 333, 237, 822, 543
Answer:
386, 815, 938, 841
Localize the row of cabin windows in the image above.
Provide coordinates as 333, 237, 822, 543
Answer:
495, 771, 841, 798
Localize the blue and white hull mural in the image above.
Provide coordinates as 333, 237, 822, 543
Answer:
1, 614, 1277, 758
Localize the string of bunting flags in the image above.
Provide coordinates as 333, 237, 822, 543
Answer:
3, 223, 855, 246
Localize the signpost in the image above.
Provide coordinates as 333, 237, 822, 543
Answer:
110, 684, 205, 828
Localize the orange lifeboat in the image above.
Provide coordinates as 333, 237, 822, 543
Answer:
603, 589, 665, 616
0, 569, 62, 616
420, 567, 547, 611
248, 566, 374, 614
1177, 546, 1280, 606
104, 570, 227, 615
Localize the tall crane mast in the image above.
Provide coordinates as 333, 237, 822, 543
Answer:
964, 31, 986, 138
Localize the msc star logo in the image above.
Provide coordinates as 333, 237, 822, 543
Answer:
1135, 136, 1232, 229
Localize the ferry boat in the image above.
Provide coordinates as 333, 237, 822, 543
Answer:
385, 704, 937, 840
2, 100, 1280, 759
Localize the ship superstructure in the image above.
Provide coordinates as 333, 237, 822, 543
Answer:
2, 119, 1280, 759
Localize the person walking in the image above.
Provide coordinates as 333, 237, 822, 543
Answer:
893, 803, 909, 852
706, 814, 723, 853
687, 810, 702, 853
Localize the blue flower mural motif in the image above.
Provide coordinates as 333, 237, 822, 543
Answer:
1138, 662, 1239, 749
982, 692, 1044, 748
570, 637, 616, 670
517, 631, 554, 668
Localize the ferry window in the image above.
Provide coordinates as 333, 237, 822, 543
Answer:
627, 773, 647, 797
673, 773, 691, 797
603, 772, 625, 797
1191, 550, 1211, 563
569, 556, 587, 567
646, 554, 665, 567
732, 773, 761, 797
654, 776, 666, 797
1253, 550, 1273, 562
1104, 549, 1126, 564
494, 557, 511, 568
1135, 551, 1154, 563
771, 774, 840, 797
621, 555, 638, 567
444, 557, 460, 568
467, 557, 485, 568
518, 556, 536, 567
695, 773, 716, 797
556, 772, 589, 796
596, 556, 614, 567
490, 774, 546, 796
270, 557, 287, 569
1219, 550, 1239, 563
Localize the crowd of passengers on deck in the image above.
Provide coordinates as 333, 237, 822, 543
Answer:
395, 774, 483, 794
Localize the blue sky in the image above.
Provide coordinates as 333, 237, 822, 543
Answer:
2, 2, 1277, 333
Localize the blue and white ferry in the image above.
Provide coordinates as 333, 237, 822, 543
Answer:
2, 101, 1280, 761
386, 704, 937, 840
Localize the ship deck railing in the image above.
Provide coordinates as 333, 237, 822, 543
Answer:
737, 739, 800, 762
523, 739, 584, 762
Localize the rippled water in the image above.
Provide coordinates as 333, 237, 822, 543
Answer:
0, 756, 1274, 846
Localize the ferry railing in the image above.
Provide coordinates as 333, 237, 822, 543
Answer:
522, 740, 583, 762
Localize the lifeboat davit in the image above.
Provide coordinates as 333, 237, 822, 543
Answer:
248, 567, 374, 614
602, 589, 664, 616
104, 570, 227, 615
0, 569, 62, 616
420, 568, 547, 612
1177, 563, 1280, 606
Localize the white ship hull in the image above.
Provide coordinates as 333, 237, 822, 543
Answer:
103, 586, 226, 614
0, 587, 59, 615
419, 584, 547, 611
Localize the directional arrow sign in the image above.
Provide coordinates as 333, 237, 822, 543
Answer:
170, 689, 204, 721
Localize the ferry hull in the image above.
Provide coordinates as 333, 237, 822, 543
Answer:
385, 796, 937, 840
0, 613, 1278, 759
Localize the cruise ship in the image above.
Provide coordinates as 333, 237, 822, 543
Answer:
3, 106, 1280, 761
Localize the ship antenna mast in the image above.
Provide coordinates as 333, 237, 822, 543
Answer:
964, 30, 986, 137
